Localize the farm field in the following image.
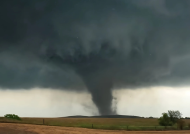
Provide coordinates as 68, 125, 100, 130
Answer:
0, 117, 190, 131
0, 117, 162, 130
1, 123, 190, 134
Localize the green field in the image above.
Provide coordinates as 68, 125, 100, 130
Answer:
0, 117, 190, 130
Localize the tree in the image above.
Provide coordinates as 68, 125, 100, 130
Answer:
158, 110, 183, 127
158, 110, 186, 130
158, 113, 173, 126
168, 110, 182, 124
4, 114, 21, 120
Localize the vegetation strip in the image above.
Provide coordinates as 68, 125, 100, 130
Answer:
1, 110, 190, 131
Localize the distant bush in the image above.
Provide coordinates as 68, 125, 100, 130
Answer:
158, 113, 173, 126
4, 114, 21, 120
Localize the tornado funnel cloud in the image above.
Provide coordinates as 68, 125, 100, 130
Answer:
82, 76, 115, 115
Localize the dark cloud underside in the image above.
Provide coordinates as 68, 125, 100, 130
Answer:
1, 0, 190, 114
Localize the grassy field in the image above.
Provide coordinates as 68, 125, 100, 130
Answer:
0, 117, 190, 131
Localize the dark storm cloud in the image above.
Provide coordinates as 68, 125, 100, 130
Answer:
1, 0, 190, 114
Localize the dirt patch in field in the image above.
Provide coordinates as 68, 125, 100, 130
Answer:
0, 123, 190, 134
0, 126, 38, 134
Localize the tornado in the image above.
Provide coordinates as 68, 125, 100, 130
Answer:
49, 43, 117, 115
80, 73, 114, 115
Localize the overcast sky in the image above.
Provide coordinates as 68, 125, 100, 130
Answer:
1, 87, 190, 118
1, 0, 190, 117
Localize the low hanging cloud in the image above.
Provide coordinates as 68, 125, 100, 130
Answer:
0, 0, 190, 115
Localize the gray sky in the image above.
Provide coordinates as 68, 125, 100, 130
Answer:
1, 0, 190, 116
1, 87, 190, 118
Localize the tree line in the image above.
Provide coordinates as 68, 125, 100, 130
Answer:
158, 110, 187, 130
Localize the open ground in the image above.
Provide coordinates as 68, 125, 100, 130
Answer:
1, 123, 190, 134
1, 117, 190, 133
